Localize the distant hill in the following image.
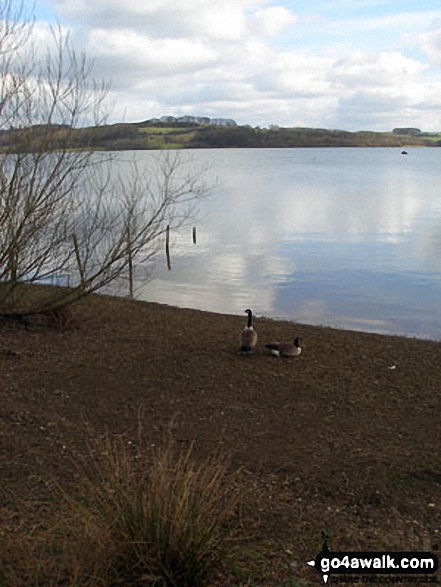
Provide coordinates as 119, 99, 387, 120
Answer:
1, 119, 440, 152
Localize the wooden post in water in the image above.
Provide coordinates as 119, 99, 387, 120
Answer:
192, 226, 197, 244
166, 224, 171, 270
72, 234, 86, 289
127, 225, 134, 299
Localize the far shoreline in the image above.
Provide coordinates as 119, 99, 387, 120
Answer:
3, 121, 440, 152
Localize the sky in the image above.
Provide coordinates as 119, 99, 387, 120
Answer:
28, 0, 441, 130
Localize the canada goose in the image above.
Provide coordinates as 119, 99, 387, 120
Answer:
265, 336, 302, 358
240, 309, 258, 354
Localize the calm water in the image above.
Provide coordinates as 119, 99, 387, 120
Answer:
127, 147, 441, 340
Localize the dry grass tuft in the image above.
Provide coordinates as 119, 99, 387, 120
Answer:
1, 426, 241, 586
77, 429, 240, 586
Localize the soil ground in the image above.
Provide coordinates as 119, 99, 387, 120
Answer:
1, 293, 440, 585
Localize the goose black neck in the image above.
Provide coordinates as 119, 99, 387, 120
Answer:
246, 310, 253, 328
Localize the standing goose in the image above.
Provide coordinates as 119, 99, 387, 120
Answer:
240, 309, 258, 354
265, 336, 302, 358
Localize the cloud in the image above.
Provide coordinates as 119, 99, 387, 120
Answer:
313, 9, 441, 36
330, 51, 426, 88
88, 29, 219, 81
273, 53, 335, 97
51, 0, 258, 40
253, 6, 297, 36
406, 25, 441, 68
34, 1, 441, 130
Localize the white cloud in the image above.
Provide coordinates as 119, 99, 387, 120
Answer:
253, 6, 297, 36
407, 26, 441, 68
331, 51, 426, 88
89, 29, 219, 78
274, 53, 335, 97
314, 10, 441, 36
51, 0, 257, 40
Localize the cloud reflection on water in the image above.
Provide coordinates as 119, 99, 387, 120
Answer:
134, 148, 441, 339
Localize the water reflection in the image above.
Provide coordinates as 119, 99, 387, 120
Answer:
131, 148, 441, 340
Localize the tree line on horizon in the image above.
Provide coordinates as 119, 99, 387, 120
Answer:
1, 120, 438, 153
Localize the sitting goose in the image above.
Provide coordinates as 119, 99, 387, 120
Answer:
240, 309, 258, 354
265, 336, 302, 358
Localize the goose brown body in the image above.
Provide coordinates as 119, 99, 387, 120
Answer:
240, 309, 258, 354
265, 337, 302, 357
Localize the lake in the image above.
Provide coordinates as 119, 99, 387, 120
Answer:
124, 147, 441, 340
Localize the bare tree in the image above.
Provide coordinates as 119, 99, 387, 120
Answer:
0, 7, 209, 321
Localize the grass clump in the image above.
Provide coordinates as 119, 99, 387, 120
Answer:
1, 429, 240, 587
68, 429, 240, 586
